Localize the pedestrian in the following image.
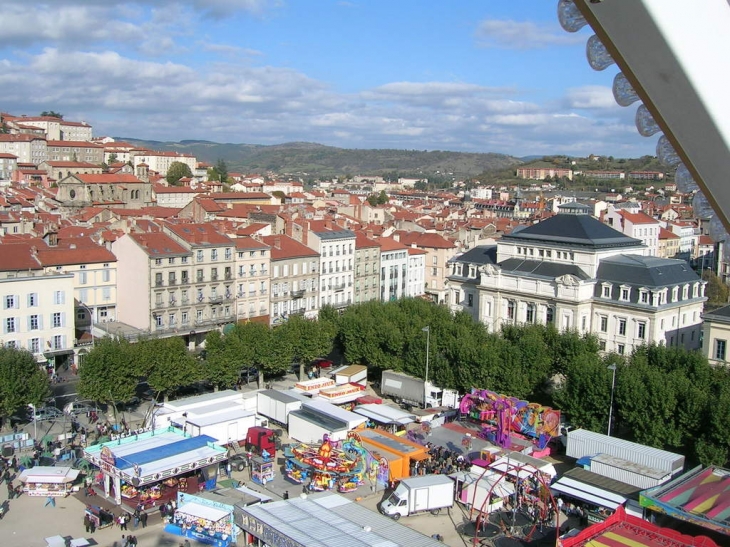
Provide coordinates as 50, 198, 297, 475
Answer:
184, 539, 191, 547
226, 462, 232, 479
121, 535, 127, 547
11, 456, 17, 472
119, 513, 127, 530
283, 490, 289, 500
7, 482, 14, 500
84, 513, 91, 533
140, 510, 148, 528
133, 508, 140, 529
44, 495, 56, 507
90, 517, 96, 534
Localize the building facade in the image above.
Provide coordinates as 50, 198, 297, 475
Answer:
702, 305, 730, 367
307, 225, 355, 310
354, 233, 381, 304
234, 237, 271, 323
378, 237, 409, 302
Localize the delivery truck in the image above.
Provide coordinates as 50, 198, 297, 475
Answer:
379, 475, 455, 520
380, 370, 459, 409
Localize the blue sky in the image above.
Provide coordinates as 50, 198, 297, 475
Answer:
0, 0, 655, 157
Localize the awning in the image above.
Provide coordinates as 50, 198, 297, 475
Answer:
20, 466, 80, 484
411, 452, 431, 461
177, 501, 230, 523
550, 481, 621, 510
43, 348, 74, 357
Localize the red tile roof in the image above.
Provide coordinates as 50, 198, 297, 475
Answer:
75, 174, 143, 184
234, 236, 270, 251
394, 231, 456, 249
165, 223, 233, 246
35, 245, 116, 266
128, 232, 190, 257
0, 243, 42, 271
262, 235, 319, 260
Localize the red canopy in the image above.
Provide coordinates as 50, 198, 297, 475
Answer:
356, 395, 382, 405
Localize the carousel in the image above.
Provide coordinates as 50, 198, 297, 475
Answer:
284, 433, 367, 493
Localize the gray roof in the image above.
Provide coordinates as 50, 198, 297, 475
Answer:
703, 304, 730, 324
499, 258, 590, 280
562, 467, 642, 500
240, 492, 444, 547
449, 245, 497, 265
315, 228, 356, 240
502, 213, 643, 250
596, 254, 700, 288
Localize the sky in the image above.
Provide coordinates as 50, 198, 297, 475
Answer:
0, 0, 656, 158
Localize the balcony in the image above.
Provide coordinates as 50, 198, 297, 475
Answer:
196, 276, 204, 283
180, 276, 190, 286
331, 283, 346, 291
154, 301, 165, 309
211, 274, 219, 282
292, 289, 305, 298
181, 297, 190, 304
224, 272, 232, 280
168, 278, 177, 286
169, 300, 177, 307
333, 299, 352, 309
155, 280, 164, 287
290, 307, 307, 316
259, 289, 267, 295
260, 269, 268, 276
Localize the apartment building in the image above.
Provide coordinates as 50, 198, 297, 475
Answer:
46, 141, 104, 164
39, 161, 102, 182
354, 232, 381, 304
7, 116, 92, 141
0, 245, 75, 372
234, 237, 271, 322
378, 237, 410, 302
406, 247, 427, 298
262, 235, 319, 325
395, 231, 457, 304
0, 153, 17, 180
306, 222, 356, 310
604, 205, 661, 257
164, 223, 237, 332
702, 305, 730, 367
132, 150, 197, 176
0, 134, 47, 164
34, 244, 118, 336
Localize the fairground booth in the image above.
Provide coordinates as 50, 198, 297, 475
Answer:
19, 466, 80, 497
165, 490, 238, 547
640, 465, 730, 540
559, 505, 720, 547
358, 428, 430, 483
83, 428, 227, 506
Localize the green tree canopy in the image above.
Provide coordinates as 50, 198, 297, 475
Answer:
78, 337, 140, 405
137, 337, 200, 399
166, 161, 193, 185
0, 347, 50, 420
40, 111, 63, 119
702, 269, 729, 309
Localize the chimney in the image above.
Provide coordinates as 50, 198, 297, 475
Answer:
325, 220, 333, 229
393, 233, 400, 242
274, 237, 281, 249
366, 230, 374, 239
69, 243, 76, 250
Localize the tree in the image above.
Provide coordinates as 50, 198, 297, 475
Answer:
166, 161, 193, 185
377, 190, 389, 204
137, 337, 200, 401
279, 316, 333, 379
215, 159, 229, 183
107, 153, 118, 165
0, 347, 50, 422
203, 330, 243, 390
78, 338, 140, 405
701, 269, 728, 309
40, 111, 63, 119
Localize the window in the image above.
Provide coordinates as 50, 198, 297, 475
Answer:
506, 301, 515, 320
54, 291, 65, 305
715, 340, 727, 360
5, 317, 16, 333
4, 295, 17, 309
671, 287, 679, 301
155, 258, 162, 266
546, 306, 554, 324
468, 294, 474, 308
211, 249, 218, 261
102, 288, 111, 301
432, 256, 438, 266
618, 319, 627, 336
602, 285, 611, 298
526, 303, 535, 323
640, 290, 649, 304
53, 312, 62, 328
197, 250, 204, 262
79, 271, 87, 285
28, 293, 38, 307
431, 267, 437, 276
225, 248, 232, 260
52, 335, 64, 350
102, 268, 111, 282
600, 316, 608, 332
29, 338, 40, 353
168, 258, 175, 265
617, 344, 625, 355
182, 256, 189, 264
620, 287, 630, 301
30, 315, 39, 330
155, 272, 163, 286
637, 322, 646, 339
599, 340, 607, 351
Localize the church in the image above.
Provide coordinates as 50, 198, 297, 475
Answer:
446, 203, 706, 355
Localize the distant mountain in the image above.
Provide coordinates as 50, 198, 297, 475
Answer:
115, 139, 523, 179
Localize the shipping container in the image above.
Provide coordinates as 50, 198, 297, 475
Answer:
287, 407, 349, 443
566, 429, 684, 476
588, 454, 671, 489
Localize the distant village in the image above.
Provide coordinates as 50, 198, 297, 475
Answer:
0, 111, 727, 375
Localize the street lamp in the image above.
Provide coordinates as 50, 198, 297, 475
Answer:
607, 363, 617, 436
422, 326, 430, 407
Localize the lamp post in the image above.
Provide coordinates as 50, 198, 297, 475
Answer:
607, 363, 617, 436
422, 326, 430, 407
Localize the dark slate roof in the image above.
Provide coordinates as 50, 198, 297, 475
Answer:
501, 213, 642, 249
449, 245, 497, 265
596, 254, 700, 288
314, 228, 355, 240
499, 258, 590, 280
700, 304, 730, 322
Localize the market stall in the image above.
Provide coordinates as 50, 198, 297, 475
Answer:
19, 466, 80, 497
358, 428, 430, 483
250, 456, 275, 486
83, 428, 228, 506
165, 492, 236, 547
85, 504, 116, 529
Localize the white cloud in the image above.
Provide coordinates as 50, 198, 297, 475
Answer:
564, 85, 617, 110
475, 19, 584, 50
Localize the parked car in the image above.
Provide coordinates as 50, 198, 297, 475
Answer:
31, 406, 64, 422
63, 401, 98, 416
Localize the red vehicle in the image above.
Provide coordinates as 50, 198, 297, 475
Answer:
245, 426, 279, 455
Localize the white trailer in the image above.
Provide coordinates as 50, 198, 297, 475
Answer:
256, 390, 303, 426
451, 470, 515, 515
379, 475, 455, 520
186, 409, 263, 446
334, 364, 368, 386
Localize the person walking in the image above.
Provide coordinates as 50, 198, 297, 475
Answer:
44, 495, 56, 507
140, 510, 148, 528
84, 513, 91, 533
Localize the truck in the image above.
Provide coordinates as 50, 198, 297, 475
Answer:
379, 475, 455, 520
380, 370, 459, 409
256, 389, 304, 426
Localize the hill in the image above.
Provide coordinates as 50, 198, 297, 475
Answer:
115, 139, 523, 179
